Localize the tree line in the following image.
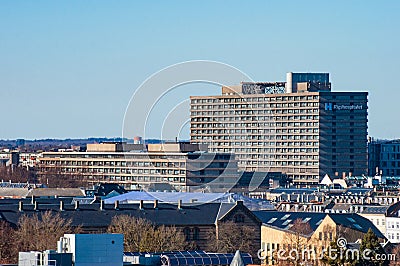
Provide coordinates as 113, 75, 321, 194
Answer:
0, 212, 256, 264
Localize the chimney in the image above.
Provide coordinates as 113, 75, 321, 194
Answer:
18, 201, 23, 212
178, 199, 182, 210
154, 200, 158, 209
34, 201, 39, 211
60, 201, 64, 211
139, 200, 144, 210
75, 201, 80, 210
114, 200, 119, 210
236, 200, 244, 206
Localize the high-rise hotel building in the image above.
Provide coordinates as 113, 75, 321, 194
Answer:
190, 73, 368, 186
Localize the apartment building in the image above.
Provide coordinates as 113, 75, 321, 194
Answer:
190, 72, 368, 186
38, 142, 238, 192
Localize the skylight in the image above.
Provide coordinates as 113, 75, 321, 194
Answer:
282, 219, 292, 226
284, 224, 293, 230
354, 224, 363, 230
316, 219, 323, 225
303, 217, 311, 223
267, 218, 277, 224
281, 214, 291, 220
347, 217, 356, 223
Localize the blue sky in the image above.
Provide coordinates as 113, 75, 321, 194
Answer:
0, 1, 399, 140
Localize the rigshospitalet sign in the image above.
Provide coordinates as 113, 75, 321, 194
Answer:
325, 103, 363, 111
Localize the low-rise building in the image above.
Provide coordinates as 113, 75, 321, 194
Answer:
38, 142, 238, 192
254, 211, 385, 265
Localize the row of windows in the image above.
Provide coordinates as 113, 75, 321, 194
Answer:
232, 154, 318, 160
40, 167, 187, 175
382, 144, 400, 153
191, 103, 319, 109
205, 141, 319, 147
191, 95, 319, 104
43, 154, 187, 160
387, 221, 400, 229
39, 174, 187, 183
381, 153, 400, 160
371, 219, 385, 226
42, 160, 186, 167
236, 159, 319, 167
387, 232, 400, 241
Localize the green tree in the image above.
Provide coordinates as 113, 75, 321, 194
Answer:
358, 228, 388, 266
321, 238, 359, 266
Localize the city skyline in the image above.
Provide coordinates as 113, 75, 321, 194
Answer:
1, 1, 399, 140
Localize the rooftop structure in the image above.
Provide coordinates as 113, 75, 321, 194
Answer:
123, 250, 253, 266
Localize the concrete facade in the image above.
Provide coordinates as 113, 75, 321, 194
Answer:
190, 73, 368, 186
38, 143, 238, 192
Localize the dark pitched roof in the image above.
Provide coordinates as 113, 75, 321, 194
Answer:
0, 197, 73, 205
88, 183, 127, 197
253, 211, 326, 231
0, 202, 238, 228
386, 201, 400, 217
27, 188, 85, 197
328, 213, 385, 239
360, 206, 389, 214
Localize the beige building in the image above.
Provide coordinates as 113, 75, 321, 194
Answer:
38, 142, 238, 192
254, 211, 385, 265
190, 73, 368, 186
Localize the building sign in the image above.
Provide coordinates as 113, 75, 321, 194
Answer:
325, 103, 363, 111
325, 103, 332, 111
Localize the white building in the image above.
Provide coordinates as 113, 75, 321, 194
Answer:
386, 217, 400, 243
19, 152, 42, 168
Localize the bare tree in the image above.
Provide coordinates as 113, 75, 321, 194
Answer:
389, 245, 400, 266
153, 225, 190, 251
208, 221, 256, 254
0, 221, 17, 264
336, 224, 365, 244
15, 211, 79, 252
0, 165, 31, 183
43, 167, 86, 188
107, 215, 190, 252
281, 219, 313, 266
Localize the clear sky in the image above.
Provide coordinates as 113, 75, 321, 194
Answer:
0, 1, 399, 140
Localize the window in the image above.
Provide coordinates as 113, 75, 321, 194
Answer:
193, 227, 200, 240
183, 227, 191, 241
234, 214, 245, 223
